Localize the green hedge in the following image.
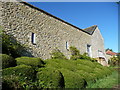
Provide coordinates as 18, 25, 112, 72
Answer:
37, 67, 65, 88
0, 54, 16, 69
76, 70, 96, 83
76, 59, 96, 68
3, 65, 35, 80
76, 64, 93, 73
2, 75, 23, 90
60, 68, 87, 88
16, 57, 45, 70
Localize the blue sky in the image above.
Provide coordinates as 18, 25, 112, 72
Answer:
28, 2, 118, 52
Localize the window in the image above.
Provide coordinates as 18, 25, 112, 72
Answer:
87, 44, 92, 57
66, 41, 69, 50
31, 32, 36, 44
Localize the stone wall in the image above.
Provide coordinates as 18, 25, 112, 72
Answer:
1, 1, 92, 59
91, 27, 108, 62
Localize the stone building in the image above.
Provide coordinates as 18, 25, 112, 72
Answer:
0, 1, 108, 65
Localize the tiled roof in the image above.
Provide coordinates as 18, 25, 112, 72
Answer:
106, 50, 117, 56
83, 25, 97, 35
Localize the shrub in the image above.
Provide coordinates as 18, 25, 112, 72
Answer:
0, 54, 16, 69
2, 75, 23, 90
37, 67, 65, 88
1, 31, 24, 58
80, 53, 91, 60
76, 70, 96, 83
92, 68, 105, 79
2, 65, 35, 80
60, 68, 87, 88
69, 46, 81, 60
50, 48, 67, 60
76, 64, 93, 73
2, 75, 39, 89
16, 57, 45, 70
44, 59, 61, 69
75, 59, 96, 68
45, 59, 77, 72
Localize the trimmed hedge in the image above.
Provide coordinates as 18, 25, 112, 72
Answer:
76, 64, 93, 73
1, 54, 16, 69
37, 67, 65, 88
2, 75, 23, 90
60, 68, 87, 88
76, 70, 96, 83
16, 57, 45, 69
2, 65, 35, 80
76, 59, 96, 68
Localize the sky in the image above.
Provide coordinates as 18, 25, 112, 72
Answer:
28, 2, 118, 52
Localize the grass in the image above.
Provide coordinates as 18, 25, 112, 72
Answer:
86, 71, 119, 88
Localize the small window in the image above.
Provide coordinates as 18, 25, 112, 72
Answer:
31, 32, 36, 44
66, 41, 69, 50
87, 44, 92, 57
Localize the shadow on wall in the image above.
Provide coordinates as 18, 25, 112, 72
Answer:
1, 29, 33, 58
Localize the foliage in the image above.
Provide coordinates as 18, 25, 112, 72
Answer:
50, 48, 67, 60
37, 67, 65, 88
105, 48, 113, 52
109, 56, 119, 66
69, 46, 96, 62
87, 71, 119, 88
16, 57, 45, 70
60, 68, 87, 88
2, 75, 41, 89
75, 70, 96, 83
2, 75, 23, 90
2, 65, 35, 80
1, 29, 25, 58
45, 58, 113, 88
0, 54, 16, 69
69, 46, 81, 60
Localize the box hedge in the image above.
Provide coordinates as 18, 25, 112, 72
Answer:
76, 59, 96, 68
2, 75, 23, 90
2, 65, 35, 80
16, 57, 45, 69
60, 68, 87, 88
0, 54, 16, 69
37, 67, 65, 88
76, 70, 96, 83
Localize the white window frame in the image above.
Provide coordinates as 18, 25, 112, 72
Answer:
66, 41, 69, 50
87, 44, 92, 57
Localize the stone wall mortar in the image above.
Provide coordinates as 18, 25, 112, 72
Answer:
1, 2, 96, 60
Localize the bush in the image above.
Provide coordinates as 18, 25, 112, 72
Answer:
75, 59, 96, 68
2, 75, 23, 90
92, 68, 105, 79
0, 54, 16, 69
76, 64, 93, 73
2, 75, 39, 89
2, 65, 35, 80
80, 53, 91, 60
45, 59, 77, 72
37, 67, 65, 88
76, 70, 96, 83
1, 31, 24, 58
60, 68, 87, 88
16, 57, 45, 70
69, 46, 81, 60
50, 48, 67, 60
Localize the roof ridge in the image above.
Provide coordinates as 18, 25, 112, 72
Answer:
83, 25, 97, 30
